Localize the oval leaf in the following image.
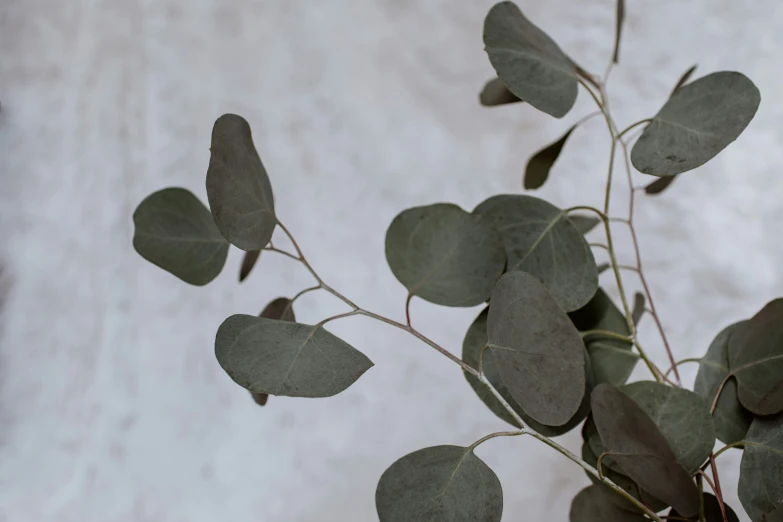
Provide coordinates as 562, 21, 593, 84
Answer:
739, 413, 783, 522
524, 125, 576, 190
569, 485, 647, 522
249, 297, 298, 406
631, 71, 760, 177
568, 289, 638, 387
483, 1, 578, 118
473, 194, 598, 312
669, 493, 740, 522
206, 114, 276, 251
376, 445, 503, 522
462, 308, 593, 436
728, 299, 783, 415
132, 187, 229, 286
385, 203, 506, 307
215, 314, 373, 398
479, 77, 522, 106
591, 384, 701, 516
486, 271, 586, 426
694, 322, 753, 444
239, 250, 261, 282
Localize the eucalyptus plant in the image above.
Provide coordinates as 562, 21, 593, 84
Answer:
131, 2, 782, 521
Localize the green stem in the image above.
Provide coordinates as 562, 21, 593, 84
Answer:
469, 430, 524, 451
665, 357, 702, 377
580, 329, 633, 343
713, 441, 745, 460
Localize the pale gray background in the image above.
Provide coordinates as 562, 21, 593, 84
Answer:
1, 0, 781, 520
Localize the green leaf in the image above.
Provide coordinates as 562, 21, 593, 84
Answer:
631, 292, 645, 325
569, 289, 639, 387
239, 250, 261, 282
483, 1, 578, 118
479, 77, 522, 106
631, 71, 760, 177
472, 194, 598, 312
206, 114, 276, 251
597, 263, 611, 274
215, 314, 373, 398
569, 484, 646, 522
375, 445, 503, 522
132, 187, 229, 286
669, 493, 740, 522
612, 0, 625, 64
462, 307, 593, 436
524, 125, 577, 190
739, 413, 783, 522
728, 299, 783, 415
569, 214, 601, 236
248, 297, 297, 407
591, 384, 701, 516
486, 271, 586, 426
694, 322, 753, 444
385, 203, 506, 307
764, 505, 783, 522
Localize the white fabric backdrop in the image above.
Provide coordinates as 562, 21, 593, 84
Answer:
1, 0, 782, 520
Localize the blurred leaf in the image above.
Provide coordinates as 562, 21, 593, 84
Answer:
249, 297, 297, 407
669, 493, 740, 522
569, 214, 601, 235
375, 445, 503, 522
591, 384, 701, 516
524, 125, 577, 190
569, 484, 646, 522
631, 292, 645, 325
239, 250, 261, 282
597, 263, 611, 274
671, 65, 698, 96
385, 203, 505, 307
215, 314, 372, 398
486, 271, 586, 426
764, 505, 783, 522
479, 77, 522, 106
612, 0, 625, 64
251, 392, 269, 406
132, 187, 229, 286
694, 322, 753, 444
206, 114, 276, 251
739, 413, 783, 522
631, 72, 760, 177
728, 299, 783, 415
473, 194, 598, 312
483, 1, 578, 118
569, 289, 638, 387
462, 307, 593, 436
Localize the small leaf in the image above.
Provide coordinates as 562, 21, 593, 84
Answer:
694, 322, 753, 444
612, 0, 625, 64
631, 71, 760, 177
591, 384, 701, 516
728, 298, 783, 415
473, 194, 598, 312
479, 77, 522, 106
569, 289, 639, 387
462, 307, 593, 436
206, 114, 276, 251
486, 271, 586, 426
739, 413, 783, 522
631, 292, 645, 325
132, 187, 229, 286
569, 214, 601, 236
569, 484, 647, 522
239, 250, 261, 282
671, 65, 698, 96
215, 314, 373, 398
483, 1, 578, 118
669, 493, 740, 522
385, 203, 505, 307
248, 297, 297, 407
524, 125, 577, 190
375, 445, 503, 522
597, 263, 611, 274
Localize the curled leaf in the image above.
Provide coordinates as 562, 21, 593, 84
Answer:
631, 292, 645, 325
524, 125, 577, 190
479, 77, 522, 106
239, 250, 261, 282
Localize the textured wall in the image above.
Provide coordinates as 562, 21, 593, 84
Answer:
1, 0, 781, 520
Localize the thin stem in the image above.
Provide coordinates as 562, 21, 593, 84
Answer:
469, 430, 524, 451
713, 441, 745, 460
287, 284, 322, 308
317, 309, 361, 327
405, 292, 414, 328
710, 374, 731, 414
709, 455, 729, 522
589, 243, 610, 252
617, 264, 640, 273
263, 245, 301, 262
665, 358, 702, 377
697, 474, 706, 522
617, 119, 652, 140
596, 452, 609, 480
478, 344, 489, 376
478, 373, 526, 427
581, 329, 633, 343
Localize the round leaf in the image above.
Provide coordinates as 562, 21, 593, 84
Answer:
739, 413, 783, 522
694, 322, 753, 444
473, 194, 598, 312
483, 1, 578, 118
486, 271, 586, 426
385, 203, 506, 307
206, 114, 276, 251
669, 493, 740, 522
479, 77, 522, 106
132, 187, 229, 286
631, 71, 760, 177
591, 384, 701, 516
375, 445, 503, 522
569, 485, 647, 522
215, 314, 373, 398
462, 308, 593, 436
